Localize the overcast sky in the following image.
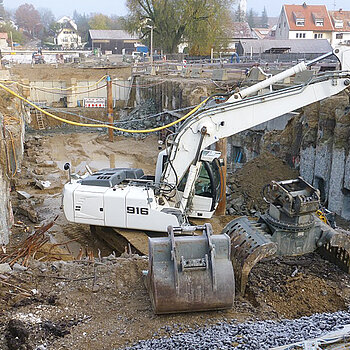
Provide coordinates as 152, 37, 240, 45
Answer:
4, 0, 350, 18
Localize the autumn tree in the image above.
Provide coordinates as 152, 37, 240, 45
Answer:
0, 22, 24, 44
184, 0, 231, 55
125, 0, 231, 54
15, 3, 41, 36
89, 14, 112, 30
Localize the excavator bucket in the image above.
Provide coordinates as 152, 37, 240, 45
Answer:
222, 217, 277, 295
146, 224, 235, 314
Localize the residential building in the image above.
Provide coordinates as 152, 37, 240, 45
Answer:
252, 27, 273, 39
329, 9, 350, 46
226, 22, 256, 52
0, 32, 9, 49
55, 17, 82, 49
88, 30, 141, 54
275, 3, 333, 42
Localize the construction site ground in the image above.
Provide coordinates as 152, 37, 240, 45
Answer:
1, 131, 350, 350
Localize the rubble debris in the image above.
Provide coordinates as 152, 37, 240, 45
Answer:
42, 320, 70, 337
34, 179, 51, 190
17, 191, 33, 200
0, 219, 55, 267
0, 263, 12, 274
5, 319, 30, 350
124, 310, 350, 350
17, 200, 39, 223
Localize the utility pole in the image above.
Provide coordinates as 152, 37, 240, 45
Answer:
150, 25, 153, 66
10, 31, 13, 50
106, 75, 114, 142
215, 138, 227, 216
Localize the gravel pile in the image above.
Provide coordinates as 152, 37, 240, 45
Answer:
125, 310, 350, 350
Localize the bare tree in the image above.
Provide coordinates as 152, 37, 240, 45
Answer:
15, 3, 41, 37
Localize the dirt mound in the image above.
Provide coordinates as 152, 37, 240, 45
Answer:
247, 253, 349, 319
226, 152, 299, 215
0, 254, 349, 350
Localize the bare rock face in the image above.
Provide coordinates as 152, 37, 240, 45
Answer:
0, 101, 25, 245
263, 91, 350, 221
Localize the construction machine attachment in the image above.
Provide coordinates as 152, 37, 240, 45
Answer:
222, 218, 277, 295
222, 177, 350, 295
316, 220, 350, 274
145, 224, 235, 314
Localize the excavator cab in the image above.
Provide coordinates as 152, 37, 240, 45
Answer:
177, 159, 222, 217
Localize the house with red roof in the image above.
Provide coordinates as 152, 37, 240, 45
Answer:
0, 32, 9, 49
329, 9, 350, 46
275, 3, 333, 42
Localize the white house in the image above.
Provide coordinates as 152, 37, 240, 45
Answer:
275, 3, 333, 42
329, 9, 350, 46
55, 16, 81, 49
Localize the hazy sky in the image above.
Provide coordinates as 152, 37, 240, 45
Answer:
5, 0, 350, 18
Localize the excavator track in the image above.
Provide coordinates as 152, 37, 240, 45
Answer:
90, 225, 161, 256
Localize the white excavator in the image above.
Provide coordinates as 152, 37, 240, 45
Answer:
63, 47, 350, 314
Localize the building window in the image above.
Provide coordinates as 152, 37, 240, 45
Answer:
334, 20, 343, 28
315, 19, 324, 26
314, 33, 323, 39
296, 19, 305, 26
336, 33, 343, 39
296, 33, 306, 38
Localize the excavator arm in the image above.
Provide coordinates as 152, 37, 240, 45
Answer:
161, 47, 350, 203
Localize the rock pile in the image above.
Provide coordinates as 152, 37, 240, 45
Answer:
126, 310, 350, 350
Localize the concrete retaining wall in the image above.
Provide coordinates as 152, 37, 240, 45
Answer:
25, 79, 131, 107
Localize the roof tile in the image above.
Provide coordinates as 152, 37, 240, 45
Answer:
284, 4, 333, 31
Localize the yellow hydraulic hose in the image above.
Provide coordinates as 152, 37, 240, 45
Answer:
0, 82, 210, 133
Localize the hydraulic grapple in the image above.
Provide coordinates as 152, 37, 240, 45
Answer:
222, 177, 350, 295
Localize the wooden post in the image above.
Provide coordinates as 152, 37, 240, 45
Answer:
215, 138, 227, 216
106, 76, 114, 142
